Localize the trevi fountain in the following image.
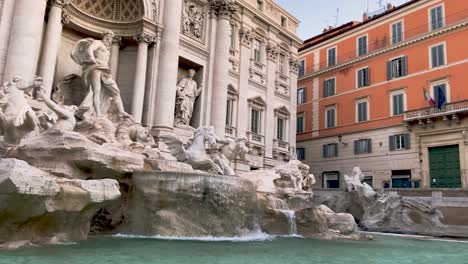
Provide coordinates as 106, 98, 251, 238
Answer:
0, 2, 467, 264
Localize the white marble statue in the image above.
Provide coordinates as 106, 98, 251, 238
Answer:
214, 137, 249, 175
70, 30, 128, 119
182, 1, 205, 39
0, 77, 40, 144
174, 69, 202, 127
35, 86, 77, 132
160, 126, 224, 174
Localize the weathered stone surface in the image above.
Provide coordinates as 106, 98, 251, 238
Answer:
317, 205, 356, 235
6, 129, 144, 179
0, 159, 121, 248
121, 172, 259, 237
295, 207, 329, 237
256, 193, 291, 235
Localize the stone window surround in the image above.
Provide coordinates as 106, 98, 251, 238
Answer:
428, 41, 447, 69
390, 19, 405, 45
428, 3, 445, 32
274, 106, 291, 143
325, 104, 337, 129
389, 88, 407, 117
226, 84, 239, 134
355, 96, 370, 123
356, 65, 370, 89
248, 96, 266, 136
429, 78, 450, 104
356, 33, 368, 57
326, 46, 337, 67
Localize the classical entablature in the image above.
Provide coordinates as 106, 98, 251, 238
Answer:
66, 0, 162, 37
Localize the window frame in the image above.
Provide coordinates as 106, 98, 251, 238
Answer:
322, 143, 339, 158
389, 134, 411, 151
356, 34, 368, 57
226, 98, 234, 126
298, 59, 306, 77
253, 38, 263, 63
325, 105, 337, 129
387, 55, 407, 80
390, 89, 407, 116
430, 79, 450, 104
355, 98, 369, 123
354, 138, 372, 154
276, 117, 286, 141
326, 46, 337, 67
296, 147, 305, 160
428, 4, 445, 31
429, 41, 447, 69
250, 108, 261, 134
323, 77, 336, 98
356, 66, 370, 88
297, 88, 306, 105
296, 113, 304, 134
390, 20, 404, 45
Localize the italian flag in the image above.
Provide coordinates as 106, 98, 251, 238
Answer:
423, 87, 436, 107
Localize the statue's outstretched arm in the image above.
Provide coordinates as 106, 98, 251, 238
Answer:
36, 88, 71, 120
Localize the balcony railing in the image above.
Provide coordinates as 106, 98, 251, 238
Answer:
246, 131, 265, 145
273, 139, 290, 152
303, 9, 468, 75
404, 100, 468, 121
225, 126, 237, 136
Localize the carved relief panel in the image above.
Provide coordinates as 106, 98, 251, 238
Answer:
181, 0, 207, 43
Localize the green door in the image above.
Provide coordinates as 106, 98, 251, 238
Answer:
429, 145, 462, 188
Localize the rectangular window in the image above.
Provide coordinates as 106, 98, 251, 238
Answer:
389, 134, 411, 151
357, 101, 368, 122
277, 118, 285, 141
281, 16, 287, 27
323, 78, 336, 98
322, 172, 340, 188
432, 83, 447, 104
298, 60, 305, 77
254, 39, 262, 62
297, 88, 306, 104
430, 5, 444, 31
357, 67, 370, 88
296, 114, 304, 133
431, 43, 445, 68
230, 24, 235, 49
358, 35, 368, 56
391, 21, 403, 44
391, 170, 412, 188
392, 93, 405, 116
327, 47, 336, 67
279, 54, 286, 75
251, 109, 260, 134
387, 56, 407, 80
325, 107, 336, 128
354, 139, 372, 154
226, 99, 234, 126
363, 176, 373, 187
322, 144, 338, 158
296, 147, 305, 160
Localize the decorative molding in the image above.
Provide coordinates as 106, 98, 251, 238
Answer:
181, 0, 206, 42
289, 57, 299, 74
266, 43, 279, 61
239, 27, 253, 47
134, 33, 156, 44
210, 0, 237, 19
71, 0, 144, 22
50, 0, 70, 8
61, 9, 71, 24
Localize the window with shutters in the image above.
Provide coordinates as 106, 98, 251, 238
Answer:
296, 113, 304, 133
357, 35, 368, 56
323, 143, 338, 158
325, 106, 336, 128
389, 134, 411, 151
356, 99, 369, 123
354, 139, 372, 154
387, 56, 407, 80
323, 78, 336, 98
357, 67, 370, 88
391, 92, 405, 116
253, 39, 262, 62
327, 47, 337, 67
429, 5, 444, 31
297, 88, 306, 104
298, 60, 305, 77
363, 176, 373, 187
296, 147, 305, 160
391, 21, 404, 44
430, 43, 446, 68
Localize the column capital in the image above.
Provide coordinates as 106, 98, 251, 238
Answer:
49, 0, 70, 8
112, 36, 123, 45
266, 43, 279, 62
239, 27, 253, 47
61, 9, 71, 24
289, 57, 299, 74
134, 33, 156, 44
210, 0, 237, 19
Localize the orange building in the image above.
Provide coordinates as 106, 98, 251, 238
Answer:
296, 0, 468, 189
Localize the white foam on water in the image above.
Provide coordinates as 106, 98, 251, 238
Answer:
362, 231, 468, 244
113, 232, 276, 242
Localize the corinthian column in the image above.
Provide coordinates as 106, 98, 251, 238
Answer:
132, 33, 155, 123
152, 0, 184, 132
210, 0, 237, 136
110, 36, 122, 78
3, 0, 48, 83
39, 0, 70, 96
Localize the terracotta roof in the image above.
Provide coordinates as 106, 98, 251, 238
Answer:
299, 0, 422, 52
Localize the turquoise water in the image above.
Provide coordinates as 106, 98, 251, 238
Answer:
1, 234, 467, 264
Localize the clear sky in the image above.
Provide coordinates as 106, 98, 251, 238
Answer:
275, 0, 411, 40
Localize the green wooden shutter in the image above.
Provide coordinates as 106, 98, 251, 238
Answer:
366, 68, 370, 86
323, 80, 327, 97
386, 61, 392, 80
367, 139, 372, 153
438, 45, 445, 66
334, 143, 338, 157
331, 78, 336, 95
431, 8, 437, 30
354, 140, 358, 154
322, 145, 327, 158
431, 46, 437, 67
405, 134, 411, 149
402, 56, 408, 76
389, 136, 395, 150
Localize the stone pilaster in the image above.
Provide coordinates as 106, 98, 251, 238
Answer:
38, 0, 69, 96
152, 0, 184, 133
289, 57, 299, 157
3, 0, 48, 83
131, 33, 155, 123
237, 26, 253, 142
210, 0, 237, 136
264, 42, 277, 159
143, 27, 163, 127
109, 36, 122, 78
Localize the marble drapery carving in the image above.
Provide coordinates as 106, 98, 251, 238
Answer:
181, 0, 206, 41
174, 69, 202, 127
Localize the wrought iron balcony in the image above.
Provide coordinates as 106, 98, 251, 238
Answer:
404, 100, 468, 123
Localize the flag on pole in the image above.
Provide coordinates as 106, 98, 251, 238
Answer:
437, 86, 446, 110
423, 87, 436, 107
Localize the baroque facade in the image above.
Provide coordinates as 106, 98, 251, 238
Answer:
0, 0, 301, 172
296, 0, 468, 189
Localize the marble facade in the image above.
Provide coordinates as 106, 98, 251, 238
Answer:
0, 0, 301, 171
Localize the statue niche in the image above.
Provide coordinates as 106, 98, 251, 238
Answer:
174, 69, 203, 128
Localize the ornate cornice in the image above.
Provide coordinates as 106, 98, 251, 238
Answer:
266, 43, 279, 61
210, 0, 237, 19
289, 57, 299, 74
239, 27, 253, 47
134, 33, 156, 44
50, 0, 70, 8
61, 9, 71, 24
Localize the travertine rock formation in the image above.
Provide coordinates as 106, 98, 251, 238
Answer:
0, 159, 120, 249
